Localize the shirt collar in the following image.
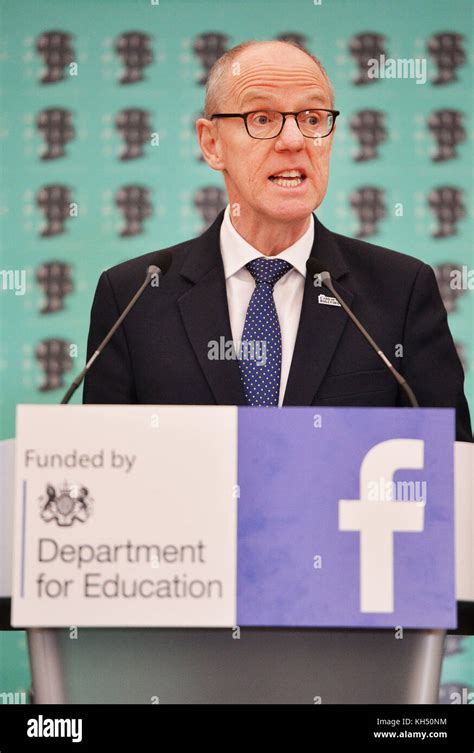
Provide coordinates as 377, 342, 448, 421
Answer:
220, 203, 314, 280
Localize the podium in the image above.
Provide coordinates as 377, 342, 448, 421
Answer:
2, 405, 472, 704
27, 625, 445, 704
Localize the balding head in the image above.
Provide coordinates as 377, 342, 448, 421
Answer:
204, 40, 335, 119
195, 39, 338, 241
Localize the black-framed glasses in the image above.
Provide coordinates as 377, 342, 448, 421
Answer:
210, 109, 340, 140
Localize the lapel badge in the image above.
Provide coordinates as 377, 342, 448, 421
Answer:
318, 293, 341, 307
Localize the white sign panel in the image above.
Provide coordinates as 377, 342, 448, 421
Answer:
12, 405, 238, 627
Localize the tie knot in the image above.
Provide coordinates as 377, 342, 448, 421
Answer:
245, 257, 293, 287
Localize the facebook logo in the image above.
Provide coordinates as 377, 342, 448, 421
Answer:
237, 407, 455, 628
339, 438, 425, 613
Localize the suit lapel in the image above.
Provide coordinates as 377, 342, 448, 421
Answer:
177, 211, 247, 405
177, 210, 354, 407
283, 216, 353, 405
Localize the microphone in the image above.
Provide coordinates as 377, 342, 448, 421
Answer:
306, 258, 419, 408
60, 254, 172, 404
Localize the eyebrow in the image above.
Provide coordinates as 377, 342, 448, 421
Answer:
239, 90, 328, 108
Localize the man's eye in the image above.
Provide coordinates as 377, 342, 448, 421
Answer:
254, 114, 269, 124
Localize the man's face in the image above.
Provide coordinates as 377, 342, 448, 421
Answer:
200, 44, 336, 225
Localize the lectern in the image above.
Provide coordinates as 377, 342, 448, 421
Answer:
2, 404, 472, 704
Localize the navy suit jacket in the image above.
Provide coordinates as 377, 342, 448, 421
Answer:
83, 209, 472, 442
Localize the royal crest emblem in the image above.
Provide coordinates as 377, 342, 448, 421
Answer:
40, 482, 93, 526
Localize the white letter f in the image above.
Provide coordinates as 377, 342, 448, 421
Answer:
339, 439, 425, 613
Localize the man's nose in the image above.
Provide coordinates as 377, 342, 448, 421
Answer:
275, 115, 305, 149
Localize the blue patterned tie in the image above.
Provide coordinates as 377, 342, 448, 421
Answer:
238, 257, 293, 406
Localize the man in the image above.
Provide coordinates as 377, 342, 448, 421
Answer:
83, 40, 472, 442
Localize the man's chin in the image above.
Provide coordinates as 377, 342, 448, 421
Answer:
260, 199, 316, 224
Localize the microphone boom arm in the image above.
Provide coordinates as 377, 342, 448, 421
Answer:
311, 268, 419, 408
60, 264, 163, 405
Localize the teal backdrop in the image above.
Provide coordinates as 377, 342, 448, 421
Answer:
0, 0, 472, 703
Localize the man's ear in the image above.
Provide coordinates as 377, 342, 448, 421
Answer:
195, 118, 225, 172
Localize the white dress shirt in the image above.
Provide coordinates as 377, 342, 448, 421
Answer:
219, 204, 315, 406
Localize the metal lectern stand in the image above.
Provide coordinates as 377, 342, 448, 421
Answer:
27, 625, 446, 704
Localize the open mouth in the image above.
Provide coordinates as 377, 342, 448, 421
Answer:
268, 169, 307, 187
